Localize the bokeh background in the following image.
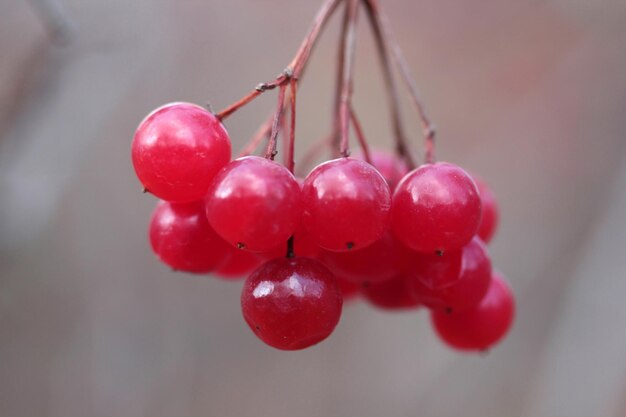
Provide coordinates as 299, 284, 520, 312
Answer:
2, 0, 626, 416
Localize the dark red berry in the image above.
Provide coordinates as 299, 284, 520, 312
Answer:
149, 200, 230, 273
241, 257, 343, 350
214, 244, 264, 279
473, 175, 499, 244
408, 237, 492, 312
431, 272, 515, 351
319, 230, 411, 285
361, 276, 420, 311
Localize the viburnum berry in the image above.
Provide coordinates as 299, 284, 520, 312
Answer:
392, 162, 482, 254
213, 244, 264, 279
259, 226, 322, 261
408, 237, 492, 312
354, 149, 409, 191
431, 272, 515, 351
241, 257, 343, 350
318, 230, 411, 285
132, 102, 231, 202
205, 156, 302, 252
301, 157, 391, 252
361, 275, 420, 311
149, 200, 230, 273
473, 175, 499, 244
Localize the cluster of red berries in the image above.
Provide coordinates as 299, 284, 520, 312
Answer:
132, 102, 515, 352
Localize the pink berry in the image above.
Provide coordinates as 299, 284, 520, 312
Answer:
241, 257, 343, 350
319, 230, 411, 285
214, 245, 264, 279
431, 272, 515, 351
408, 237, 492, 312
205, 156, 302, 252
132, 102, 231, 202
392, 162, 482, 254
149, 200, 230, 273
473, 175, 499, 244
361, 275, 420, 310
354, 149, 409, 190
302, 157, 391, 252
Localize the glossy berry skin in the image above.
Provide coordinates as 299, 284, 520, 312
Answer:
241, 257, 343, 350
259, 226, 322, 261
336, 276, 360, 301
319, 231, 411, 285
392, 162, 482, 254
302, 158, 391, 252
473, 175, 499, 244
408, 237, 492, 312
355, 149, 409, 191
132, 102, 231, 202
205, 156, 302, 252
361, 275, 420, 310
214, 244, 264, 279
431, 272, 515, 351
149, 200, 230, 273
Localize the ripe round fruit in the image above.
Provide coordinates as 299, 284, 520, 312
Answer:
473, 175, 499, 244
149, 200, 230, 273
354, 149, 409, 190
132, 102, 231, 202
214, 244, 264, 279
392, 162, 482, 254
205, 156, 302, 252
301, 157, 391, 252
361, 275, 420, 310
431, 272, 515, 351
319, 231, 411, 285
408, 237, 492, 312
241, 257, 343, 350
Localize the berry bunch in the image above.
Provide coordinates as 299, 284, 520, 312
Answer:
132, 0, 515, 352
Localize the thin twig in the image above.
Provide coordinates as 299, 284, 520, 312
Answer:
331, 1, 349, 157
287, 79, 297, 174
238, 113, 274, 157
349, 105, 371, 163
264, 84, 288, 160
217, 0, 343, 120
362, 0, 415, 168
366, 0, 436, 163
339, 0, 360, 157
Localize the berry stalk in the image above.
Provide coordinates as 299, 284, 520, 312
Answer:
216, 0, 343, 121
338, 0, 360, 157
364, 0, 436, 163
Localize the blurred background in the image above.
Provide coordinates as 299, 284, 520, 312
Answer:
1, 0, 626, 416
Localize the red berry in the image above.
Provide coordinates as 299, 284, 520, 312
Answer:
302, 157, 391, 252
241, 257, 343, 350
205, 156, 302, 252
361, 275, 420, 310
259, 226, 322, 262
431, 272, 515, 351
214, 244, 264, 279
336, 276, 360, 301
149, 200, 230, 273
354, 149, 409, 190
408, 237, 492, 312
319, 230, 411, 285
132, 102, 231, 202
392, 162, 482, 254
473, 175, 499, 244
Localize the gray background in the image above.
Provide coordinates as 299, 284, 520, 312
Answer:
1, 0, 626, 416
